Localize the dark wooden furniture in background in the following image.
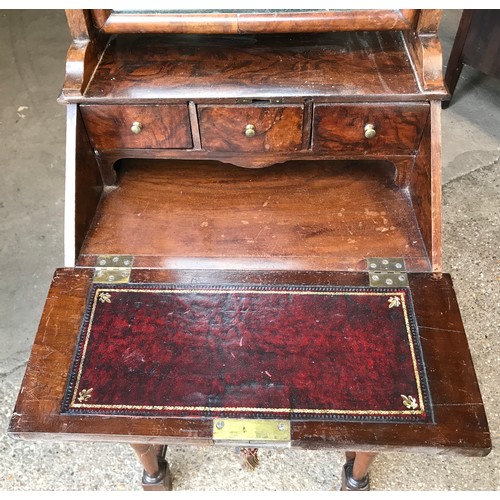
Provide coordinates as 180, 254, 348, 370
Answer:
8, 9, 491, 491
444, 9, 500, 108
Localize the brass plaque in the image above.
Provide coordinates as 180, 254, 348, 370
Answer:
213, 419, 291, 443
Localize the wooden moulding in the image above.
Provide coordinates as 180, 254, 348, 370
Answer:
60, 40, 102, 99
416, 9, 443, 33
65, 9, 94, 41
98, 9, 417, 35
60, 10, 107, 100
403, 10, 446, 94
8, 268, 491, 456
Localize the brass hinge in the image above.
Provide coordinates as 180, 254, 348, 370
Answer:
213, 418, 291, 447
367, 258, 408, 287
93, 255, 133, 284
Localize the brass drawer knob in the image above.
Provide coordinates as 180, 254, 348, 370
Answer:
130, 121, 143, 134
364, 123, 376, 139
245, 124, 256, 137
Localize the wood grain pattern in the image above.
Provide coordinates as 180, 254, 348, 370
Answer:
391, 157, 416, 189
198, 105, 303, 153
188, 101, 202, 150
409, 101, 442, 273
313, 103, 429, 154
405, 31, 445, 93
416, 10, 443, 33
80, 105, 192, 150
8, 268, 490, 456
61, 11, 106, 99
91, 9, 112, 30
61, 39, 104, 99
63, 104, 103, 264
94, 150, 421, 186
81, 32, 424, 102
65, 10, 93, 41
429, 101, 442, 272
101, 10, 417, 35
77, 158, 430, 272
403, 10, 445, 93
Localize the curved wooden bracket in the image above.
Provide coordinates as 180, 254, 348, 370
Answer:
61, 10, 107, 100
403, 9, 446, 94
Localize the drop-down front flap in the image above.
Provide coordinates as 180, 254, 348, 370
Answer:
8, 267, 491, 456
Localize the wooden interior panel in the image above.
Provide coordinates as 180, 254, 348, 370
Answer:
77, 159, 431, 272
73, 107, 103, 258
409, 101, 442, 272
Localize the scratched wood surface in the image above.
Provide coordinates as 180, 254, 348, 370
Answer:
76, 158, 430, 272
8, 268, 491, 456
79, 31, 423, 103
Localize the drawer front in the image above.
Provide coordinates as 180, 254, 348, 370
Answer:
198, 105, 304, 152
313, 103, 429, 153
80, 105, 193, 150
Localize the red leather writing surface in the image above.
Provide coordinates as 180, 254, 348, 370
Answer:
63, 284, 431, 423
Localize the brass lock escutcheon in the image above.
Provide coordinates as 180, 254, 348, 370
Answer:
130, 121, 143, 134
364, 123, 376, 139
213, 418, 291, 445
245, 124, 256, 137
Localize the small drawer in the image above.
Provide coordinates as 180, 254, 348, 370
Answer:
80, 104, 193, 150
313, 103, 429, 154
198, 105, 304, 152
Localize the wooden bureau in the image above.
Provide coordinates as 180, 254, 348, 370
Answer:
8, 9, 491, 491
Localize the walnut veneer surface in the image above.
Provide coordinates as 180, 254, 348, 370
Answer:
77, 159, 430, 272
79, 32, 427, 102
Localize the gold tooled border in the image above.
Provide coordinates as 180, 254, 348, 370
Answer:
70, 288, 426, 417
